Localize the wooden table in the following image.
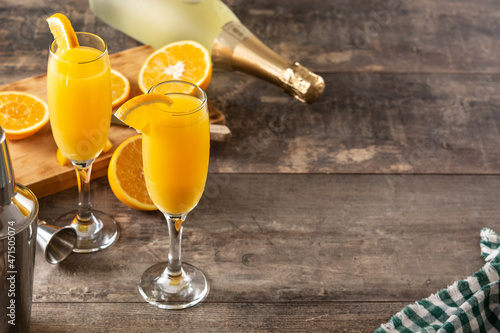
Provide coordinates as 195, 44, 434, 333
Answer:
2, 0, 500, 331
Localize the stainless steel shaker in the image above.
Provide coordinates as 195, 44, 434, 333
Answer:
0, 127, 38, 332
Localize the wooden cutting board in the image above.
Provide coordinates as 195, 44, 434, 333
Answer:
0, 45, 225, 198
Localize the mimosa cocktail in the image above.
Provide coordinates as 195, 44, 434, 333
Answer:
115, 80, 210, 309
48, 45, 111, 161
47, 27, 119, 253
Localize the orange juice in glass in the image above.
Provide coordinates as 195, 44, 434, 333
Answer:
48, 43, 110, 160
143, 93, 209, 215
138, 80, 210, 310
47, 32, 119, 252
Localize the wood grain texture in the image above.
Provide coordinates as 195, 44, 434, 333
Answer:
34, 174, 493, 304
230, 0, 500, 74
208, 71, 500, 174
30, 302, 405, 332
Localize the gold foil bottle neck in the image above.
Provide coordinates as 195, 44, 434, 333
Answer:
279, 62, 325, 104
212, 21, 325, 103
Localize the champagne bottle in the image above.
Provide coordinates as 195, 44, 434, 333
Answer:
89, 0, 325, 103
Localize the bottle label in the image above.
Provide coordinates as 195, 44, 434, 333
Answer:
211, 20, 253, 71
218, 21, 252, 50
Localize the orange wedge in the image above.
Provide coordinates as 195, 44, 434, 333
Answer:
57, 139, 113, 166
108, 135, 156, 211
103, 138, 113, 153
111, 69, 130, 109
56, 148, 69, 166
0, 91, 49, 140
114, 93, 174, 134
46, 13, 79, 50
138, 40, 212, 94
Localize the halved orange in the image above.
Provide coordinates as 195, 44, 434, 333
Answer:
138, 40, 212, 94
111, 69, 130, 109
108, 135, 156, 211
0, 91, 49, 140
57, 139, 113, 166
46, 13, 79, 50
114, 93, 174, 134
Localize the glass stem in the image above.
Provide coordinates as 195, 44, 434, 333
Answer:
165, 213, 187, 279
73, 160, 94, 223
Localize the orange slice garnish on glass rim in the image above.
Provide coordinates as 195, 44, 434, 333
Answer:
114, 93, 174, 134
46, 13, 79, 50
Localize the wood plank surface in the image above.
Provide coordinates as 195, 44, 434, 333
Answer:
208, 72, 500, 174
30, 302, 405, 332
239, 0, 500, 74
34, 174, 493, 304
30, 173, 498, 330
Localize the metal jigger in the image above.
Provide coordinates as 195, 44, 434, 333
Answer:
36, 220, 76, 264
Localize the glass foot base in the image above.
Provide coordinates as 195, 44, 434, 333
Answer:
138, 262, 209, 309
53, 210, 119, 253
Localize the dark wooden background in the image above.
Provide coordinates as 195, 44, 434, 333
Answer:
2, 0, 500, 331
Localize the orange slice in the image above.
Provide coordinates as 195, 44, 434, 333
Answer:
103, 138, 113, 153
57, 139, 113, 166
56, 148, 68, 166
46, 13, 79, 50
138, 40, 212, 94
0, 91, 49, 140
114, 93, 174, 134
111, 69, 130, 109
108, 135, 156, 211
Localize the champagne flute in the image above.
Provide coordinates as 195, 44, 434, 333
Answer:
138, 80, 210, 309
47, 32, 119, 252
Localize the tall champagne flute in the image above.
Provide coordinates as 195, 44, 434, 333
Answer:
47, 32, 119, 252
138, 80, 210, 309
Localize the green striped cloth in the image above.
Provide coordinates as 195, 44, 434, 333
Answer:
375, 228, 500, 333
